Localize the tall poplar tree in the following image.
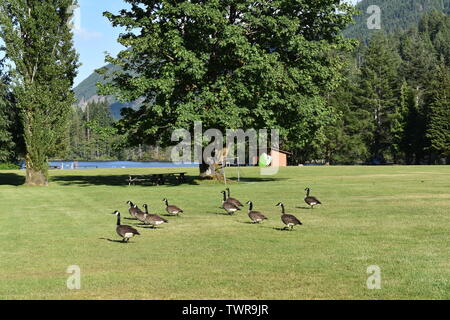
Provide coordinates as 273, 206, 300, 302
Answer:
0, 0, 79, 185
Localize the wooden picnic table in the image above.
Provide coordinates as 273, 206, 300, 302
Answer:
127, 172, 187, 186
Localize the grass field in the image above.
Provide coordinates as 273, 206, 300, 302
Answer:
0, 165, 449, 300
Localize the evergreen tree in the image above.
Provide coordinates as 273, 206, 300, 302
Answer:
418, 10, 450, 64
399, 27, 438, 99
67, 106, 85, 159
426, 61, 450, 163
323, 54, 372, 164
0, 0, 79, 185
389, 80, 411, 163
355, 32, 401, 163
398, 22, 441, 163
67, 101, 119, 160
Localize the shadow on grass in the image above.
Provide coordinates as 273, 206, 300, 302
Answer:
135, 225, 158, 229
99, 237, 136, 244
230, 177, 289, 183
161, 214, 181, 217
272, 227, 299, 231
208, 210, 236, 216
0, 173, 25, 186
240, 221, 267, 225
51, 174, 200, 187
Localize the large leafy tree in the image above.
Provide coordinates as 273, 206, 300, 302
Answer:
0, 0, 79, 185
99, 0, 356, 175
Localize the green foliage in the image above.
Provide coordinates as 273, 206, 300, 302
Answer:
354, 32, 402, 162
0, 65, 15, 162
98, 0, 356, 157
344, 0, 450, 41
323, 55, 372, 164
419, 10, 450, 64
67, 101, 123, 160
0, 0, 79, 184
426, 61, 450, 160
324, 10, 450, 165
0, 60, 22, 164
0, 162, 20, 170
389, 81, 412, 162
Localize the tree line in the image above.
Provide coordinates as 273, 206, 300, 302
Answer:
321, 10, 449, 165
67, 100, 170, 161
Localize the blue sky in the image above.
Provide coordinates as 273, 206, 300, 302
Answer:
73, 0, 130, 87
73, 0, 360, 88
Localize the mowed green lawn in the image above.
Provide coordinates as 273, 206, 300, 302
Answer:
0, 166, 449, 300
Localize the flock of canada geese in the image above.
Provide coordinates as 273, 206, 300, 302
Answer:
111, 187, 322, 242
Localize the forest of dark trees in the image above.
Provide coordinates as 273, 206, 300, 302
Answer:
320, 10, 449, 165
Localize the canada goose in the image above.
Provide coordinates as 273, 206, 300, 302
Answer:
142, 204, 168, 228
276, 202, 302, 230
246, 201, 267, 223
126, 201, 139, 218
221, 191, 241, 215
162, 198, 183, 216
111, 211, 140, 242
304, 188, 321, 209
133, 204, 147, 223
226, 187, 243, 207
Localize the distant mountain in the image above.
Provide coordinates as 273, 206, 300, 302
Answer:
73, 0, 450, 117
344, 0, 450, 41
73, 64, 142, 120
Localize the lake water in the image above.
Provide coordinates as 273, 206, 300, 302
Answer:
20, 161, 199, 170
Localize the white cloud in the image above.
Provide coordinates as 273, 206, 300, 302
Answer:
73, 28, 102, 40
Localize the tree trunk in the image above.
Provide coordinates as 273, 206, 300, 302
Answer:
26, 168, 48, 186
25, 158, 48, 186
199, 161, 212, 177
199, 160, 224, 180
198, 149, 225, 180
